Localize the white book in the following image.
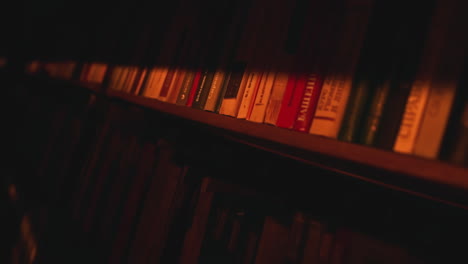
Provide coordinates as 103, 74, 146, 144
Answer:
393, 81, 432, 154
142, 68, 161, 98
394, 0, 462, 155
248, 69, 277, 123
147, 67, 169, 99
309, 0, 372, 138
115, 67, 130, 91
264, 70, 290, 125
109, 66, 123, 90
134, 68, 148, 95
413, 84, 458, 158
237, 70, 263, 119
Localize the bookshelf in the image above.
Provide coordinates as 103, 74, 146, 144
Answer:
52, 76, 464, 209
3, 0, 468, 262
16, 72, 467, 211
5, 66, 468, 264
23, 72, 468, 207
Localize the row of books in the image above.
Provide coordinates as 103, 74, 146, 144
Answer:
182, 178, 430, 264
23, 0, 468, 167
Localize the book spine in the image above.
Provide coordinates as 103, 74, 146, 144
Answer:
262, 0, 303, 126
218, 0, 269, 117
119, 67, 130, 92
329, 229, 351, 264
207, 0, 252, 113
218, 62, 248, 116
339, 78, 375, 142
278, 0, 344, 131
148, 66, 169, 99
235, 0, 276, 118
248, 70, 277, 123
254, 216, 290, 264
264, 71, 291, 125
108, 66, 122, 90
285, 213, 307, 264
176, 70, 197, 105
129, 68, 144, 94
244, 0, 296, 122
300, 219, 322, 264
362, 0, 439, 148
186, 69, 203, 107
276, 73, 307, 129
394, 0, 464, 155
129, 68, 143, 94
359, 79, 392, 145
162, 23, 192, 101
125, 67, 139, 92
117, 66, 130, 91
115, 67, 130, 91
309, 0, 371, 140
293, 0, 344, 133
88, 63, 108, 84
337, 0, 401, 143
158, 67, 177, 101
192, 69, 215, 109
80, 63, 91, 82
167, 68, 187, 103
214, 71, 232, 113
138, 69, 153, 96
153, 67, 169, 99
141, 68, 157, 97
412, 0, 468, 159
134, 68, 148, 95
318, 228, 335, 264
237, 70, 264, 119
293, 73, 323, 132
141, 68, 154, 97
413, 86, 459, 159
392, 82, 431, 153
204, 69, 227, 112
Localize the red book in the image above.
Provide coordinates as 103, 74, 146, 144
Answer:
276, 72, 307, 129
293, 73, 324, 132
275, 0, 333, 130
186, 69, 203, 107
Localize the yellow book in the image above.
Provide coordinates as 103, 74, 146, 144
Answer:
394, 0, 464, 155
248, 69, 277, 123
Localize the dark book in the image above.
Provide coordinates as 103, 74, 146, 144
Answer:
284, 212, 308, 264
126, 139, 187, 264
339, 0, 436, 144
439, 58, 468, 167
300, 218, 323, 264
254, 215, 291, 264
192, 69, 216, 109
189, 0, 240, 110
361, 0, 436, 149
204, 0, 252, 112
343, 231, 416, 264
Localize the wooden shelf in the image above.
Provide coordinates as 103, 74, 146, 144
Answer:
28, 74, 468, 208
101, 89, 468, 192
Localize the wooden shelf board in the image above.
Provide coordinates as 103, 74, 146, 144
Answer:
104, 89, 468, 192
